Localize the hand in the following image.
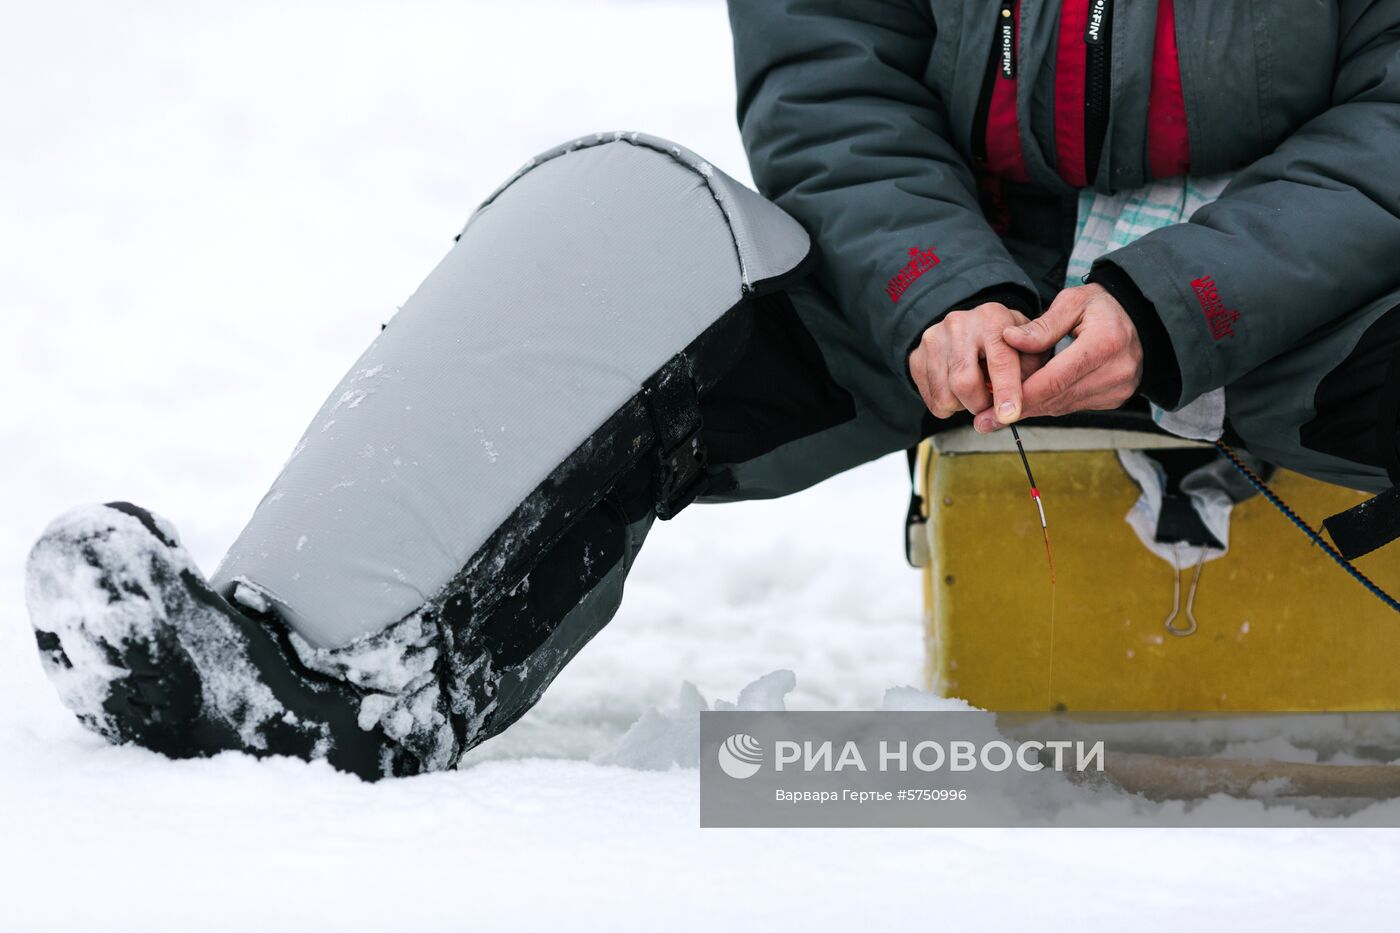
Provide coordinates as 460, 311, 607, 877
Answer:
907, 301, 1044, 427
972, 284, 1142, 431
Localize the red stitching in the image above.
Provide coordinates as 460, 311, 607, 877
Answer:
885, 247, 941, 304
1191, 276, 1240, 340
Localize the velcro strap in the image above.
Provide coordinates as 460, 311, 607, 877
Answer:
642, 360, 707, 520
1323, 485, 1400, 560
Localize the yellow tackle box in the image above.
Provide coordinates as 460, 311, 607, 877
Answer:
915, 425, 1400, 712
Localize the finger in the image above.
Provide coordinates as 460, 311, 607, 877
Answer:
974, 344, 1047, 432
984, 335, 1023, 423
913, 340, 960, 420
1047, 351, 1142, 414
1023, 332, 1145, 418
931, 312, 980, 417
911, 335, 953, 418
930, 358, 963, 419
1020, 358, 1138, 418
918, 353, 954, 420
1020, 350, 1049, 380
1018, 338, 1099, 418
972, 405, 1002, 434
1003, 291, 1086, 354
947, 349, 991, 416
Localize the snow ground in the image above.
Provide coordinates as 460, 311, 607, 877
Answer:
2, 2, 1398, 929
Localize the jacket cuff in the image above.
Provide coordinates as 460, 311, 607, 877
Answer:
1085, 261, 1183, 408
948, 284, 1040, 320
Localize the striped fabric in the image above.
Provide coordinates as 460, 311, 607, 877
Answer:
1066, 173, 1231, 286
1065, 172, 1234, 438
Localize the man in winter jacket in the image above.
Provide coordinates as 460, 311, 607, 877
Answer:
732, 0, 1400, 490
24, 1, 1400, 778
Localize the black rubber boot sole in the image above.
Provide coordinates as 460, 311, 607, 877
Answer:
25, 502, 415, 779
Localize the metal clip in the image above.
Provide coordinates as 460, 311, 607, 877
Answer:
1164, 544, 1207, 637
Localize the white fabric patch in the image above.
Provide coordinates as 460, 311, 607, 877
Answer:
1117, 450, 1233, 570
1154, 388, 1226, 442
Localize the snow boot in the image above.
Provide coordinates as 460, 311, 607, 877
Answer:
26, 133, 817, 778
25, 502, 441, 779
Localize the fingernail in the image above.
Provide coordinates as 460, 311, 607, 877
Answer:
975, 417, 994, 433
998, 401, 1017, 419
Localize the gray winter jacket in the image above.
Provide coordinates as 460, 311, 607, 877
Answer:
728, 0, 1400, 411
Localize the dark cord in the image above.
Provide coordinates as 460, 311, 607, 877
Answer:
1213, 440, 1400, 615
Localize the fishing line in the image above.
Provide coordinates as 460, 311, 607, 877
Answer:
1009, 424, 1058, 707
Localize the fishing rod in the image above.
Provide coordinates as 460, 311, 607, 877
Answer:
1010, 423, 1055, 583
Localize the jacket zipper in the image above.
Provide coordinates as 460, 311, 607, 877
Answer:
973, 1, 1016, 164
1083, 0, 1113, 184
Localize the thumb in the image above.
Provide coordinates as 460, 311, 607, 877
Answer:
1003, 295, 1081, 354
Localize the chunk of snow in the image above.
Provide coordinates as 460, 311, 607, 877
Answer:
601, 670, 795, 771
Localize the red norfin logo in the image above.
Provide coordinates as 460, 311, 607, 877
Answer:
885, 246, 940, 304
1191, 275, 1240, 341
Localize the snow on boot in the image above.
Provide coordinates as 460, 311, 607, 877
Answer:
26, 134, 813, 777
24, 502, 447, 779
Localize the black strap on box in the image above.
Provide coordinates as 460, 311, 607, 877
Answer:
1324, 486, 1400, 561
1325, 349, 1400, 560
